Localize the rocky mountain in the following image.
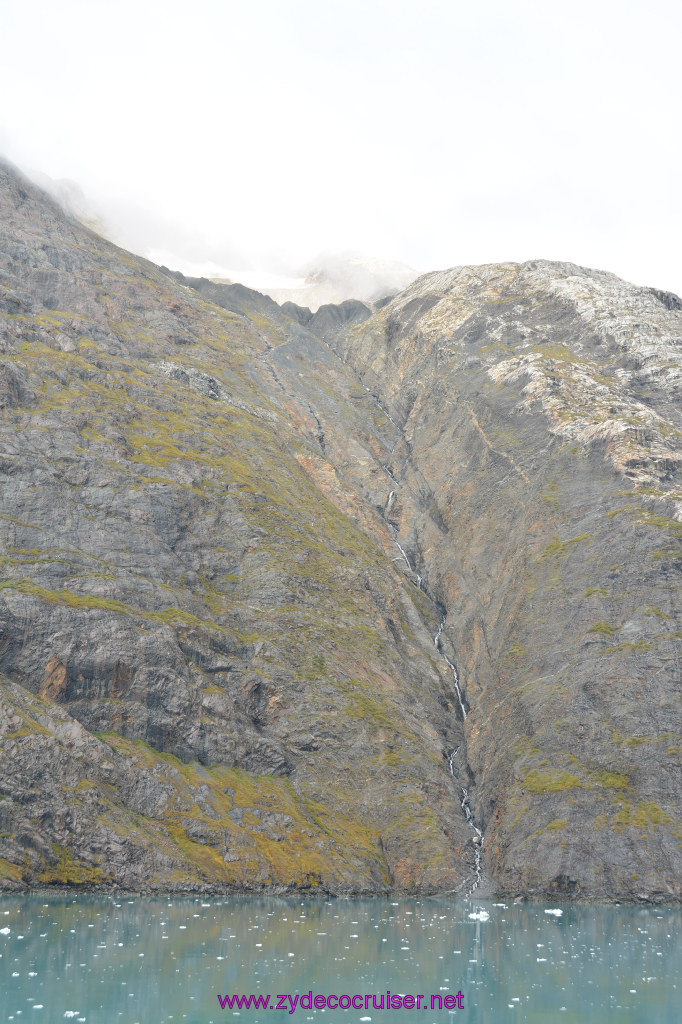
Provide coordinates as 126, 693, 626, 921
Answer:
0, 158, 680, 901
24, 175, 417, 314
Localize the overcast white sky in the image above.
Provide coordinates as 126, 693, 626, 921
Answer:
1, 0, 680, 294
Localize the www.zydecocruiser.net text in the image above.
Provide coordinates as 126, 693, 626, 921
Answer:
217, 990, 465, 1012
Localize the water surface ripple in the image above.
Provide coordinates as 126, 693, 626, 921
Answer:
0, 896, 679, 1022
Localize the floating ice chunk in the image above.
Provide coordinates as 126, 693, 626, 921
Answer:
544, 909, 563, 917
0, 926, 10, 935
468, 910, 490, 921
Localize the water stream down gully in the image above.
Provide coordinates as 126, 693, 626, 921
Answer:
354, 367, 487, 896
392, 529, 485, 897
306, 344, 487, 897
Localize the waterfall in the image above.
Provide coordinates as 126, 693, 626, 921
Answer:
449, 752, 483, 896
393, 541, 422, 590
434, 618, 467, 721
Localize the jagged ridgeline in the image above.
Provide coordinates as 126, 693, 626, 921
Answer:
0, 159, 680, 901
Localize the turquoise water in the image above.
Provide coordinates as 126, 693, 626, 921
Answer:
0, 895, 679, 1022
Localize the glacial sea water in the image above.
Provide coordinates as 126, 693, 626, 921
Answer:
0, 895, 679, 1023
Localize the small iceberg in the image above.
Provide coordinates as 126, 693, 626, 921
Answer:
468, 910, 490, 921
0, 927, 10, 935
544, 908, 563, 917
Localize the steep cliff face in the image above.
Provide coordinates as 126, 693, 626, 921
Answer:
0, 160, 680, 900
325, 264, 682, 901
0, 162, 472, 895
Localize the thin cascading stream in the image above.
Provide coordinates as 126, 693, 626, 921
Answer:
392, 540, 422, 590
386, 500, 483, 893
449, 750, 483, 896
381, 471, 484, 894
438, 620, 483, 896
434, 617, 467, 721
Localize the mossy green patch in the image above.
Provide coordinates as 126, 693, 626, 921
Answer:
505, 639, 526, 660
588, 769, 629, 790
0, 578, 225, 635
587, 621, 620, 637
629, 510, 682, 539
524, 769, 582, 794
644, 605, 670, 619
344, 691, 396, 730
539, 534, 591, 560
0, 578, 133, 615
541, 480, 560, 510
74, 779, 97, 792
38, 845, 109, 885
612, 801, 672, 830
0, 857, 23, 882
601, 640, 652, 655
146, 607, 224, 632
3, 726, 36, 740
91, 734, 383, 887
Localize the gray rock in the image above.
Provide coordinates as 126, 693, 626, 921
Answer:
0, 158, 679, 901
